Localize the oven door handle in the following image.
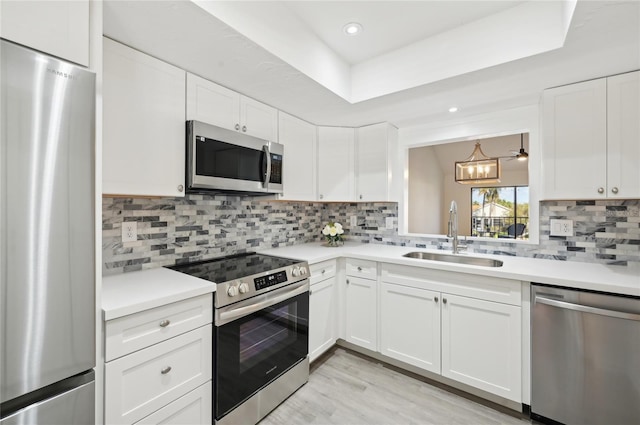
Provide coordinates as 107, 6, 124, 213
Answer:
216, 280, 309, 326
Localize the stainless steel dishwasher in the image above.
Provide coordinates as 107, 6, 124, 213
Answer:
531, 284, 640, 425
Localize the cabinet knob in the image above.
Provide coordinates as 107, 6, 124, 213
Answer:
434, 296, 439, 303
359, 195, 363, 200
319, 194, 324, 199
235, 123, 240, 131
177, 184, 184, 192
159, 319, 170, 328
321, 269, 326, 274
357, 266, 362, 271
346, 279, 350, 284
242, 125, 247, 132
161, 366, 172, 374
443, 298, 447, 304
611, 187, 619, 194
598, 187, 605, 194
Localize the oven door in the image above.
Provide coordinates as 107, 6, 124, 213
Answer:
214, 280, 309, 420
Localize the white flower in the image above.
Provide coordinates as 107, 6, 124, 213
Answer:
337, 227, 344, 234
329, 227, 337, 236
335, 222, 343, 230
322, 225, 330, 235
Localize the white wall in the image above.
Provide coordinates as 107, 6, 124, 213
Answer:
408, 146, 443, 234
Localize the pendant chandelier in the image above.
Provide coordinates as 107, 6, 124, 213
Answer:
455, 142, 501, 184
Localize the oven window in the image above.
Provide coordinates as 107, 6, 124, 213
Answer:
239, 303, 297, 373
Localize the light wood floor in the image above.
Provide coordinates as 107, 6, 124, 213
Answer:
261, 348, 531, 425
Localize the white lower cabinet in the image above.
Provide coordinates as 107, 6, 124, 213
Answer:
379, 263, 522, 402
441, 294, 521, 401
345, 276, 377, 351
380, 282, 440, 373
345, 259, 378, 351
105, 325, 212, 424
104, 294, 213, 425
309, 260, 338, 362
135, 382, 212, 425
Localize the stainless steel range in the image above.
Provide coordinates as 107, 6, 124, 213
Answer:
170, 253, 310, 425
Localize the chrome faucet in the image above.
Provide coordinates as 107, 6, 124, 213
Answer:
447, 200, 464, 254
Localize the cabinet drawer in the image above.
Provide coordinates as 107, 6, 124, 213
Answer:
135, 382, 212, 425
346, 258, 377, 280
105, 294, 213, 361
310, 260, 337, 285
105, 325, 212, 425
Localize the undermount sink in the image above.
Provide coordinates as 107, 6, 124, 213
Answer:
403, 252, 504, 267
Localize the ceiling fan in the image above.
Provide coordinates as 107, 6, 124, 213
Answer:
502, 133, 528, 161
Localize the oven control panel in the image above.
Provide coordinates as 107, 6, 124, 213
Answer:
254, 270, 288, 290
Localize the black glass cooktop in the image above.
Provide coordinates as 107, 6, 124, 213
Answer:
168, 253, 302, 284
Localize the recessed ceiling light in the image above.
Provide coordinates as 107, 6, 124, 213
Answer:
449, 106, 458, 113
343, 22, 363, 36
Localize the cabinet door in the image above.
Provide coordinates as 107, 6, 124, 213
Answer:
345, 276, 377, 351
278, 112, 317, 200
317, 127, 355, 201
103, 38, 186, 197
309, 277, 337, 362
135, 382, 212, 425
240, 96, 278, 141
0, 0, 89, 66
542, 78, 607, 199
441, 294, 521, 402
355, 123, 398, 201
607, 71, 640, 199
186, 73, 240, 131
380, 283, 440, 373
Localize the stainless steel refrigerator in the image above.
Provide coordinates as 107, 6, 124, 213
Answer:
0, 39, 95, 423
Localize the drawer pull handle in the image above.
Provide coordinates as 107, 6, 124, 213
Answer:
159, 320, 170, 328
357, 266, 362, 271
161, 366, 172, 374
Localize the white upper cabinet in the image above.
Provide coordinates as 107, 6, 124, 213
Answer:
278, 112, 317, 201
0, 0, 89, 66
355, 123, 398, 201
542, 71, 640, 199
186, 73, 278, 142
317, 126, 355, 201
607, 71, 640, 199
103, 38, 186, 197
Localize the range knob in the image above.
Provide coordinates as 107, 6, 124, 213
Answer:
238, 282, 250, 294
292, 267, 301, 277
227, 285, 239, 297
299, 266, 308, 275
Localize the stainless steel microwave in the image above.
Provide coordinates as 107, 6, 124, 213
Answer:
186, 120, 283, 195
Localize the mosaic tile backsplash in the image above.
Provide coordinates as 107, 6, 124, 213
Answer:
103, 196, 640, 274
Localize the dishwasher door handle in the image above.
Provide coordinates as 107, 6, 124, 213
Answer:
535, 296, 640, 321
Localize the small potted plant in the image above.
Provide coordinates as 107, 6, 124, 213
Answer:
322, 221, 344, 247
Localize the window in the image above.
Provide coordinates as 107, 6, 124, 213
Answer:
470, 186, 529, 239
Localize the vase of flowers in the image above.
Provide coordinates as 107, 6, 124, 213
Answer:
322, 221, 344, 247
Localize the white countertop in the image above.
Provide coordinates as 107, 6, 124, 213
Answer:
102, 267, 216, 320
260, 242, 640, 297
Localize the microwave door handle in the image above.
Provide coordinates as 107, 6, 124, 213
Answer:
262, 145, 272, 188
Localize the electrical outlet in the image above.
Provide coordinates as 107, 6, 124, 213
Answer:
122, 221, 138, 242
350, 216, 357, 227
385, 217, 394, 230
550, 219, 573, 236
